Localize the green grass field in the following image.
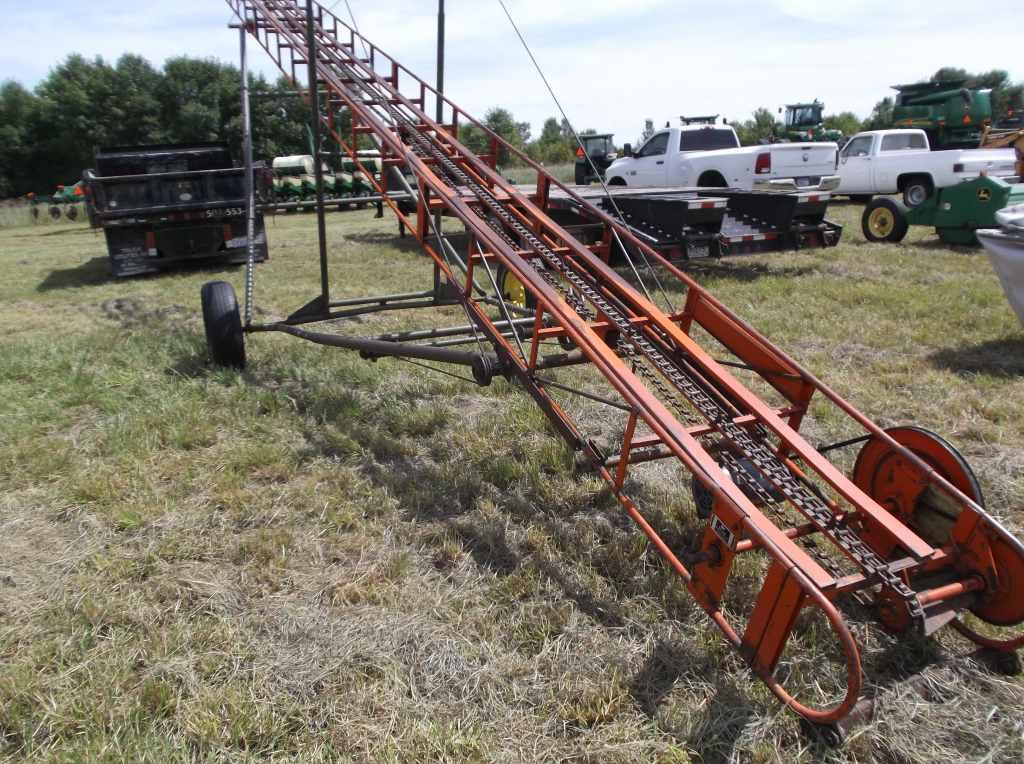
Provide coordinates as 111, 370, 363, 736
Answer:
1, 203, 1022, 762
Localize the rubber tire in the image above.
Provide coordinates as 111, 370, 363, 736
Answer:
493, 263, 536, 311
607, 177, 627, 187
862, 197, 909, 243
902, 178, 932, 208
201, 281, 246, 369
698, 171, 728, 188
848, 194, 874, 204
690, 475, 714, 520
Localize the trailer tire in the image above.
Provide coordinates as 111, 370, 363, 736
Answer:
862, 197, 909, 243
201, 281, 246, 369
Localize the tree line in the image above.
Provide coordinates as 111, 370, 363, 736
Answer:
0, 54, 595, 197
2, 55, 1021, 198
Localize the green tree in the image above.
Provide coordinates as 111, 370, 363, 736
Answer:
862, 97, 894, 131
823, 111, 861, 137
730, 108, 776, 145
482, 107, 526, 164
0, 81, 40, 195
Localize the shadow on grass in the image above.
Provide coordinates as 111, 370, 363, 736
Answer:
630, 640, 762, 764
929, 337, 1024, 377
910, 238, 984, 253
344, 228, 428, 255
685, 260, 817, 283
36, 226, 95, 237
37, 256, 112, 291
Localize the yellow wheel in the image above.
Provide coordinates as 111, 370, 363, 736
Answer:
868, 207, 895, 239
496, 264, 534, 310
861, 197, 909, 243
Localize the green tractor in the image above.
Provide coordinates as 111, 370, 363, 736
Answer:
891, 80, 993, 150
862, 175, 1024, 246
777, 101, 844, 143
573, 133, 616, 185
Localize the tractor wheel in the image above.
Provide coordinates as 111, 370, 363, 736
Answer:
201, 281, 246, 369
862, 197, 909, 243
902, 178, 933, 208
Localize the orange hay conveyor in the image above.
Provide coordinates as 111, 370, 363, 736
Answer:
219, 0, 1024, 735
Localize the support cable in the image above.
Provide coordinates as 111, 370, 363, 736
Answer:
494, 0, 675, 314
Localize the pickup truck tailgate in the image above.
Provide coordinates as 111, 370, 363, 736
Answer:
770, 143, 836, 179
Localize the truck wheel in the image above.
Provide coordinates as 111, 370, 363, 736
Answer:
607, 177, 627, 187
698, 171, 728, 188
862, 198, 909, 243
201, 281, 246, 369
902, 178, 932, 208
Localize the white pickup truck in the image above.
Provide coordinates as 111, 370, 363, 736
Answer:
604, 123, 840, 192
836, 129, 1018, 206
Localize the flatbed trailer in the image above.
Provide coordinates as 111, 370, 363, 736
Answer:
207, 0, 1024, 740
542, 185, 842, 260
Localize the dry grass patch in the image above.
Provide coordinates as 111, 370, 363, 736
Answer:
1, 203, 1022, 761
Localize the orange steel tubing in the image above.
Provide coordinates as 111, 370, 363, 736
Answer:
228, 0, 1022, 727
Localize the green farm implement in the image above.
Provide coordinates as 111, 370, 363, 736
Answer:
892, 80, 993, 150
862, 175, 1024, 245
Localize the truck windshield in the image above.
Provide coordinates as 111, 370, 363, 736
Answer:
679, 129, 737, 151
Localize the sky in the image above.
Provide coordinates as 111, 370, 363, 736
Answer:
3, 0, 1023, 146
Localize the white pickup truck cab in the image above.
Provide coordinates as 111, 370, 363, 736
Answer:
837, 129, 1018, 206
604, 123, 840, 192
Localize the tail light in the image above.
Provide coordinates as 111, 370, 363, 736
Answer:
223, 224, 234, 241
145, 231, 156, 253
755, 152, 771, 175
